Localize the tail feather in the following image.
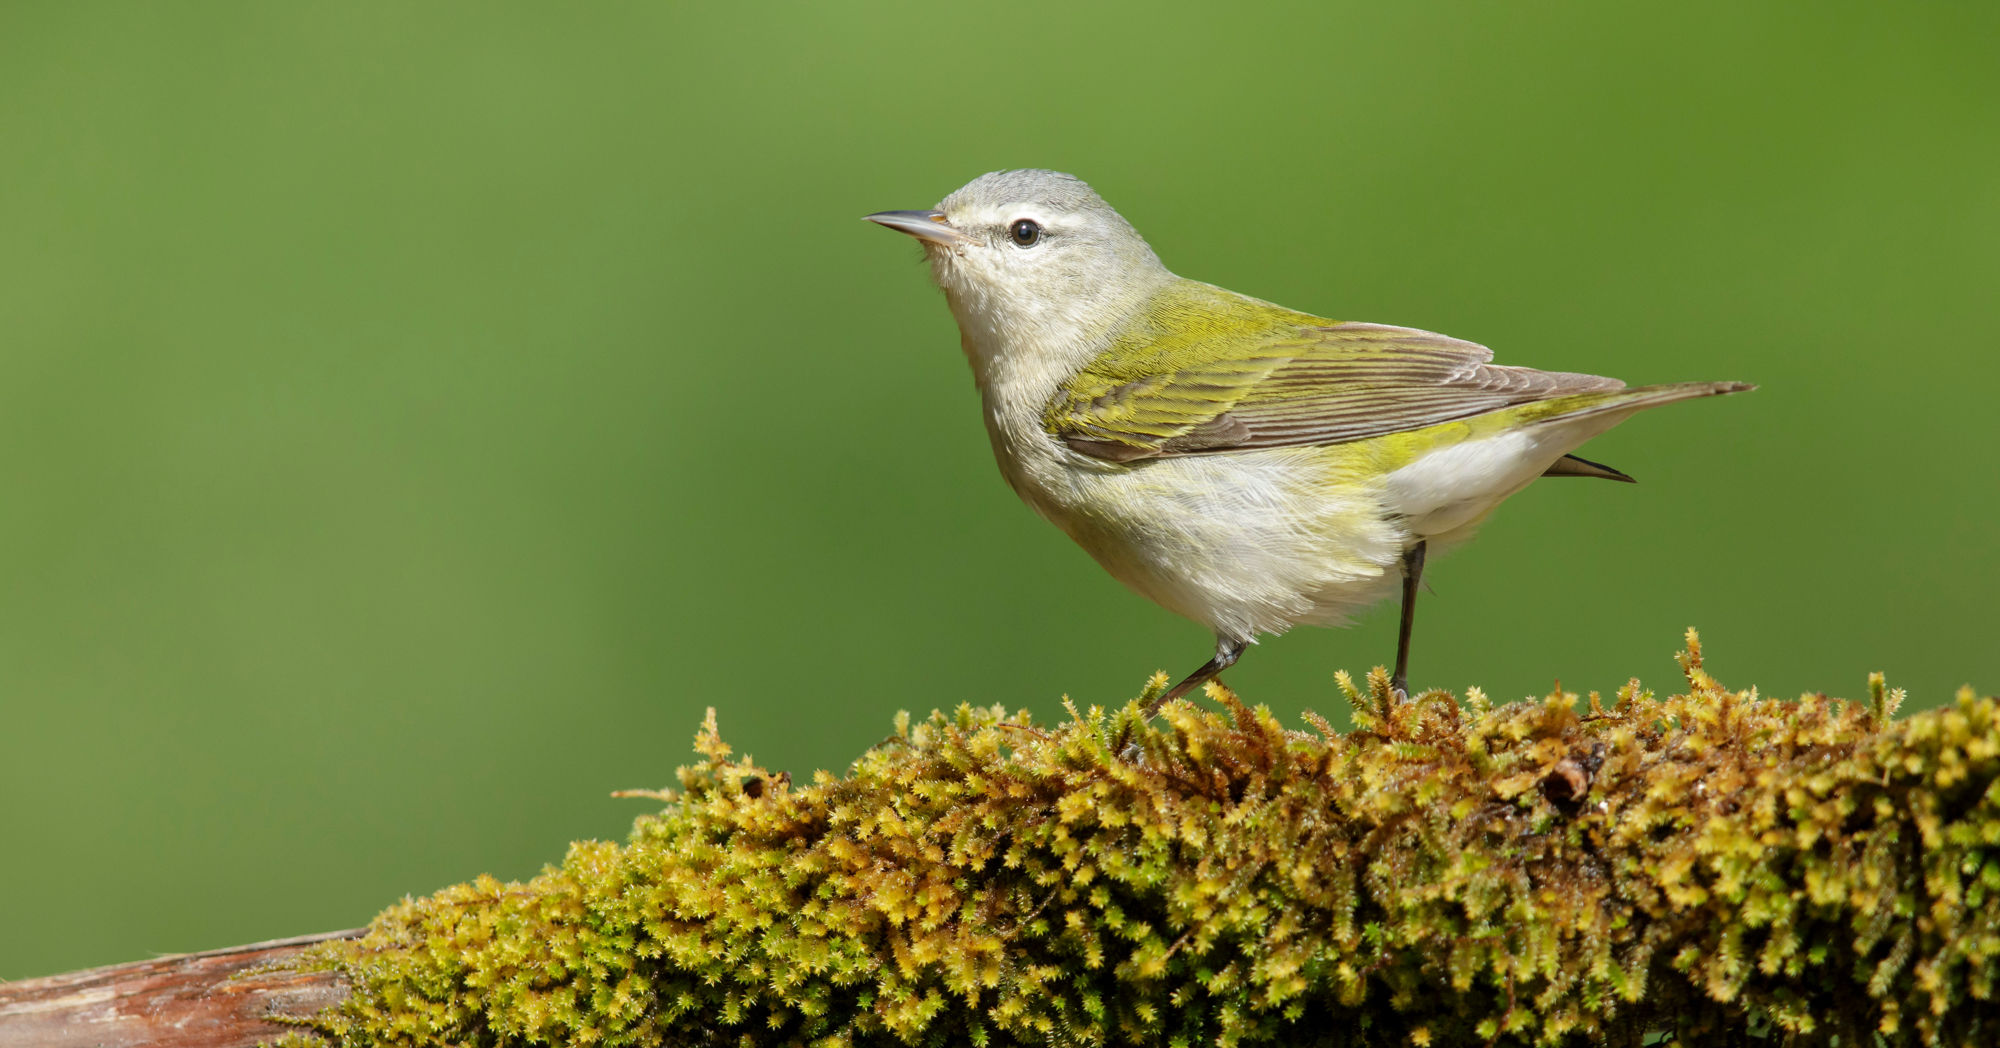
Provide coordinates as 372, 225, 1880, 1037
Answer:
1552, 380, 1756, 423
1530, 380, 1751, 483
1543, 453, 1636, 482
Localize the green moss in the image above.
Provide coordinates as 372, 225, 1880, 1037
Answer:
290, 632, 2000, 1046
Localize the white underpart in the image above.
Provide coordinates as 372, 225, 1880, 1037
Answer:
1021, 445, 1405, 645
1387, 430, 1556, 539
1386, 409, 1639, 547
992, 406, 1642, 646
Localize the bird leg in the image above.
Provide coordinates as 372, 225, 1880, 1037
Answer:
1142, 639, 1247, 718
1392, 540, 1427, 698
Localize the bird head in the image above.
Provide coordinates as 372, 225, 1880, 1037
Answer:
866, 170, 1172, 361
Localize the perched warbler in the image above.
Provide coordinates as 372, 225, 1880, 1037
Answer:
867, 170, 1750, 712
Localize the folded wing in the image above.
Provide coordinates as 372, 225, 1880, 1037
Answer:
1046, 318, 1625, 462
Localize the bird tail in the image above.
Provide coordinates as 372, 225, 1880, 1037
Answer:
1542, 453, 1637, 482
1540, 380, 1756, 424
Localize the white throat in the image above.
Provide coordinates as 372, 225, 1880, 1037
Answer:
931, 246, 1172, 395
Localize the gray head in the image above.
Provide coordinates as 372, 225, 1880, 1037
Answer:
866, 170, 1173, 348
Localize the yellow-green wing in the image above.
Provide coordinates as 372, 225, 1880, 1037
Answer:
1044, 281, 1626, 462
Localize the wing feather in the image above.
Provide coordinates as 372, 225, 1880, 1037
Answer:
1046, 299, 1626, 460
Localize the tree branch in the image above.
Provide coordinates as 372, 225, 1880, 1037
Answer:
0, 930, 358, 1048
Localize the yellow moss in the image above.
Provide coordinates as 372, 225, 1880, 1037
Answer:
289, 636, 2000, 1047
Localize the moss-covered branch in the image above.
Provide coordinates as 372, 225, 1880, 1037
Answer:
289, 633, 2000, 1046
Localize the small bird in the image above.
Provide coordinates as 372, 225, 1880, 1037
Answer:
867, 170, 1750, 714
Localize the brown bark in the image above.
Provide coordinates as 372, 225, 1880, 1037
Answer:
0, 930, 358, 1048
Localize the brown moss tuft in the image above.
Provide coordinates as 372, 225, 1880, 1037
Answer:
291, 635, 2000, 1046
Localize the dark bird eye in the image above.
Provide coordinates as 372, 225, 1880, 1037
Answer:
1009, 219, 1042, 246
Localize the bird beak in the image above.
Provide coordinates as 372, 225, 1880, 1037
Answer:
863, 210, 969, 247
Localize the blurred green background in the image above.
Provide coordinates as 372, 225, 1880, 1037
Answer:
1, 2, 1994, 979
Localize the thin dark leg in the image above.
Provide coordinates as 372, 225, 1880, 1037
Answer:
1141, 639, 1247, 718
1392, 540, 1427, 697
